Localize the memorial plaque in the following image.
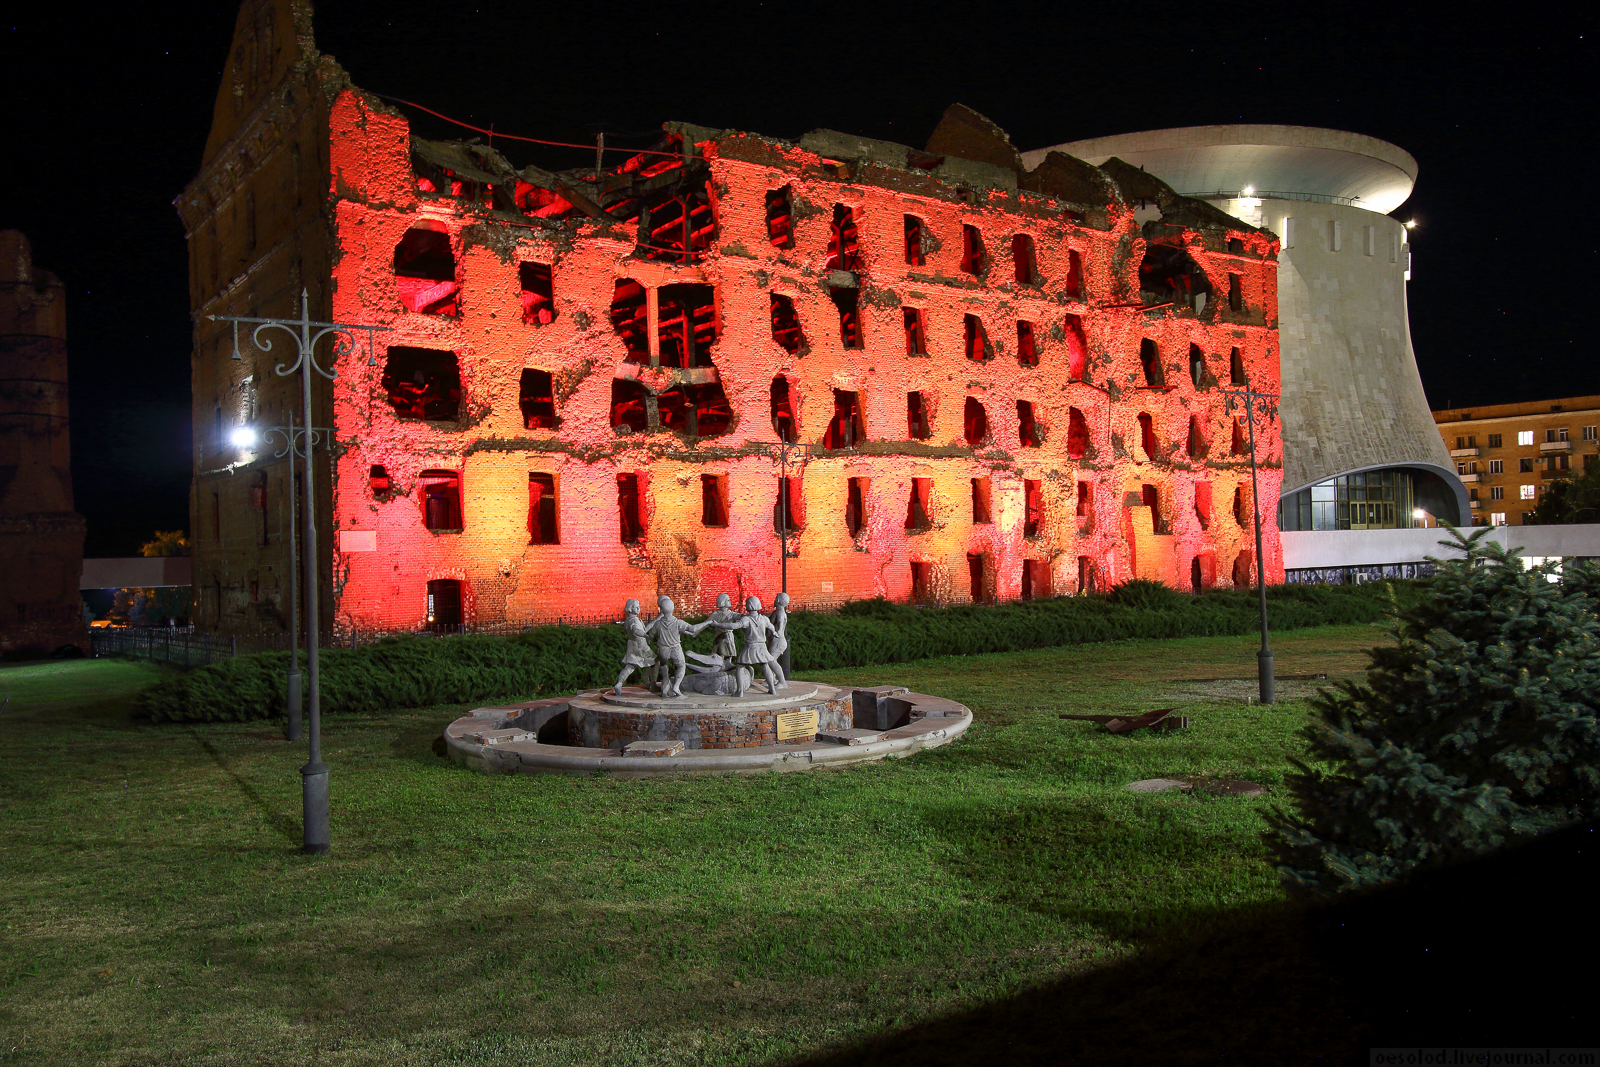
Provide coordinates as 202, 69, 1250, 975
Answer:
775, 708, 819, 740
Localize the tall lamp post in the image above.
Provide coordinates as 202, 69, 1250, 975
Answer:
212, 291, 386, 854
776, 438, 803, 679
230, 411, 337, 743
1217, 380, 1281, 706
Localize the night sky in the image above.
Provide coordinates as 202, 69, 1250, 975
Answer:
4, 4, 1594, 556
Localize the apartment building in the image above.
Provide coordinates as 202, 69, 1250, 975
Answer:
1434, 396, 1600, 525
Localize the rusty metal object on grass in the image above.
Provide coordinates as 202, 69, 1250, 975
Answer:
1060, 708, 1190, 733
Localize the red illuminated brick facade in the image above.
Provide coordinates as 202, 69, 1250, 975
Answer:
180, 2, 1283, 636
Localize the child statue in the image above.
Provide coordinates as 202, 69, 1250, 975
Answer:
766, 591, 791, 686
706, 592, 741, 660
735, 596, 785, 695
644, 595, 706, 698
613, 599, 655, 695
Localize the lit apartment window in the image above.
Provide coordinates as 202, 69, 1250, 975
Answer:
1518, 430, 1534, 445
1490, 512, 1506, 526
1520, 485, 1537, 500
1488, 459, 1503, 474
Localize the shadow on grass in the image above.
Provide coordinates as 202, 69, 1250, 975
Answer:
793, 819, 1600, 1066
187, 728, 301, 847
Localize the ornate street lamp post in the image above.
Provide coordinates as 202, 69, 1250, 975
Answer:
212, 291, 386, 854
233, 411, 336, 742
1217, 380, 1281, 706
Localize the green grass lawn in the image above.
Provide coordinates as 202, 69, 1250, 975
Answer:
0, 626, 1384, 1066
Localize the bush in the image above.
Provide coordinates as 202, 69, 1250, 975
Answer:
1268, 529, 1600, 897
138, 581, 1414, 724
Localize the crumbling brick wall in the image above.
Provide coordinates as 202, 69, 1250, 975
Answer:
0, 231, 88, 655
319, 93, 1282, 633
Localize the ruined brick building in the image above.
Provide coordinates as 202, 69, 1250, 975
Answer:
179, 0, 1282, 636
1, 230, 87, 655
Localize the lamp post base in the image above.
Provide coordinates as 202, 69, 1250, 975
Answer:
1257, 651, 1275, 706
301, 760, 330, 854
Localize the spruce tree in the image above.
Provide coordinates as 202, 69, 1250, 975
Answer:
1268, 527, 1600, 896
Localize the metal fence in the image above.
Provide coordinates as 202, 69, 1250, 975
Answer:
90, 627, 240, 669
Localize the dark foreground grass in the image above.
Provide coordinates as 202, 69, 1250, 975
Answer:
2, 628, 1380, 1066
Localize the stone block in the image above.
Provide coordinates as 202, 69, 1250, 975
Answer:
467, 728, 534, 745
623, 739, 685, 757
816, 728, 883, 746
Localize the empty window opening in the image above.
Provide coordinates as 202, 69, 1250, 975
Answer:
610, 378, 650, 432
1232, 551, 1254, 590
826, 204, 863, 272
773, 476, 804, 533
369, 464, 390, 496
964, 315, 993, 361
971, 477, 992, 524
904, 215, 926, 266
420, 470, 463, 532
656, 381, 732, 438
1139, 339, 1165, 387
910, 560, 933, 602
770, 376, 798, 442
846, 477, 868, 538
617, 473, 646, 543
1231, 418, 1248, 456
960, 224, 987, 276
382, 347, 462, 421
1076, 480, 1092, 519
1326, 220, 1340, 252
829, 285, 863, 349
1194, 481, 1212, 530
964, 397, 989, 447
701, 473, 728, 527
1065, 249, 1084, 299
765, 185, 794, 249
1012, 234, 1037, 284
609, 279, 650, 362
528, 473, 558, 544
1189, 344, 1206, 388
1067, 406, 1091, 459
967, 553, 986, 603
905, 478, 933, 531
1017, 400, 1041, 448
519, 262, 554, 325
1187, 415, 1208, 458
1138, 244, 1211, 311
426, 579, 463, 631
1191, 556, 1203, 593
1230, 347, 1246, 386
1228, 273, 1243, 312
657, 283, 717, 368
903, 307, 927, 355
1016, 321, 1039, 366
1141, 483, 1160, 514
907, 391, 932, 440
1024, 479, 1043, 538
519, 369, 557, 429
1228, 237, 1245, 254
638, 181, 714, 263
1064, 314, 1088, 380
1138, 412, 1158, 459
1233, 485, 1249, 527
1021, 559, 1050, 600
393, 224, 457, 315
1363, 225, 1376, 256
770, 292, 806, 354
824, 389, 865, 450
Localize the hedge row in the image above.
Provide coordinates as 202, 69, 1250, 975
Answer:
135, 581, 1415, 723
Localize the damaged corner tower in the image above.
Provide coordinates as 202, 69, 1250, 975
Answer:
179, 0, 1284, 637
0, 231, 88, 656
